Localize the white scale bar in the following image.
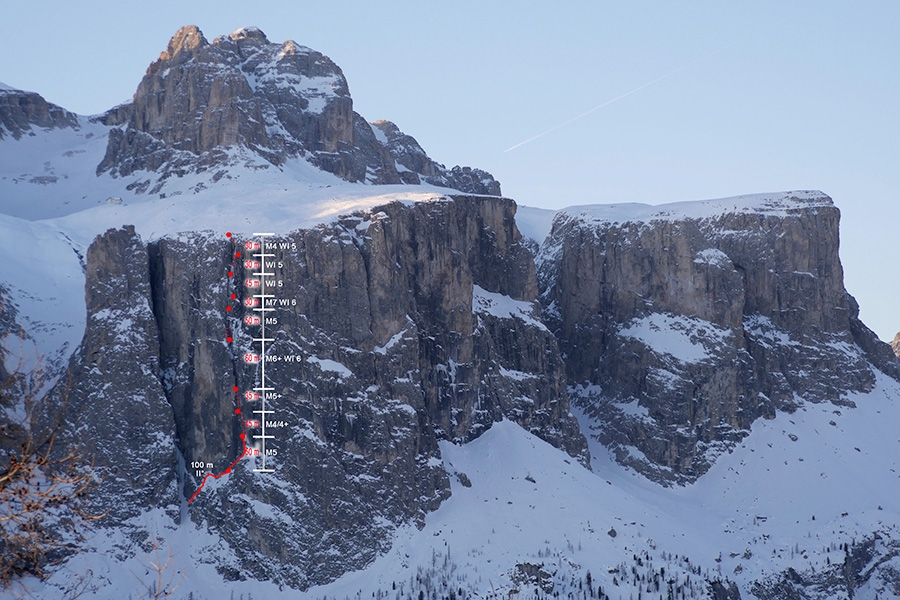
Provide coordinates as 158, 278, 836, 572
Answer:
257, 234, 272, 471
244, 233, 282, 472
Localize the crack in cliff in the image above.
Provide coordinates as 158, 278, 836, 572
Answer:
147, 240, 187, 498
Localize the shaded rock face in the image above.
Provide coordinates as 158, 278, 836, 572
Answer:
60, 227, 178, 521
538, 192, 900, 484
709, 579, 742, 600
97, 25, 500, 196
64, 196, 585, 588
0, 87, 79, 140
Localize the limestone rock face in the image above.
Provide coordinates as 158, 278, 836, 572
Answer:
98, 25, 376, 185
892, 332, 900, 358
538, 191, 900, 483
443, 165, 503, 197
0, 86, 79, 140
371, 119, 441, 182
66, 197, 585, 588
97, 25, 500, 196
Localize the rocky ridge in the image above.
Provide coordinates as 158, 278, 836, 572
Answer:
371, 120, 501, 195
891, 332, 900, 358
0, 84, 79, 141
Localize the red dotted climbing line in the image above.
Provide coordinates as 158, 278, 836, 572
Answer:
188, 232, 250, 504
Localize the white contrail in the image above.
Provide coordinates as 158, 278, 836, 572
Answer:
503, 46, 727, 153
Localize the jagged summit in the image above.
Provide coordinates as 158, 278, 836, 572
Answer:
892, 331, 900, 358
95, 25, 499, 195
160, 24, 208, 59
0, 26, 501, 219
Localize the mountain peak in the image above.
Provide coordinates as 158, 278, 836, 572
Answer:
892, 331, 900, 358
96, 25, 500, 197
161, 24, 208, 60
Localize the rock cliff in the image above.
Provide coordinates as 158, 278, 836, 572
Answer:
891, 332, 900, 358
537, 191, 900, 483
48, 190, 900, 586
62, 196, 585, 588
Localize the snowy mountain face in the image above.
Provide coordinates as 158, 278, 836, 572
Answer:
0, 25, 500, 221
0, 84, 78, 140
2, 25, 900, 600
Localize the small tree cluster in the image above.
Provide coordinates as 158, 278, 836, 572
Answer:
1, 343, 98, 589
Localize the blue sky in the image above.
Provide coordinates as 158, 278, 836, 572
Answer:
2, 1, 897, 340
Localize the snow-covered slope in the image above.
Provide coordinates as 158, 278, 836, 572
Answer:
0, 112, 458, 233
517, 191, 832, 247
0, 116, 121, 219
320, 369, 900, 599
0, 215, 85, 377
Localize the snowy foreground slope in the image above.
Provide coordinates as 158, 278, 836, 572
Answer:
319, 369, 900, 600
30, 373, 900, 599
